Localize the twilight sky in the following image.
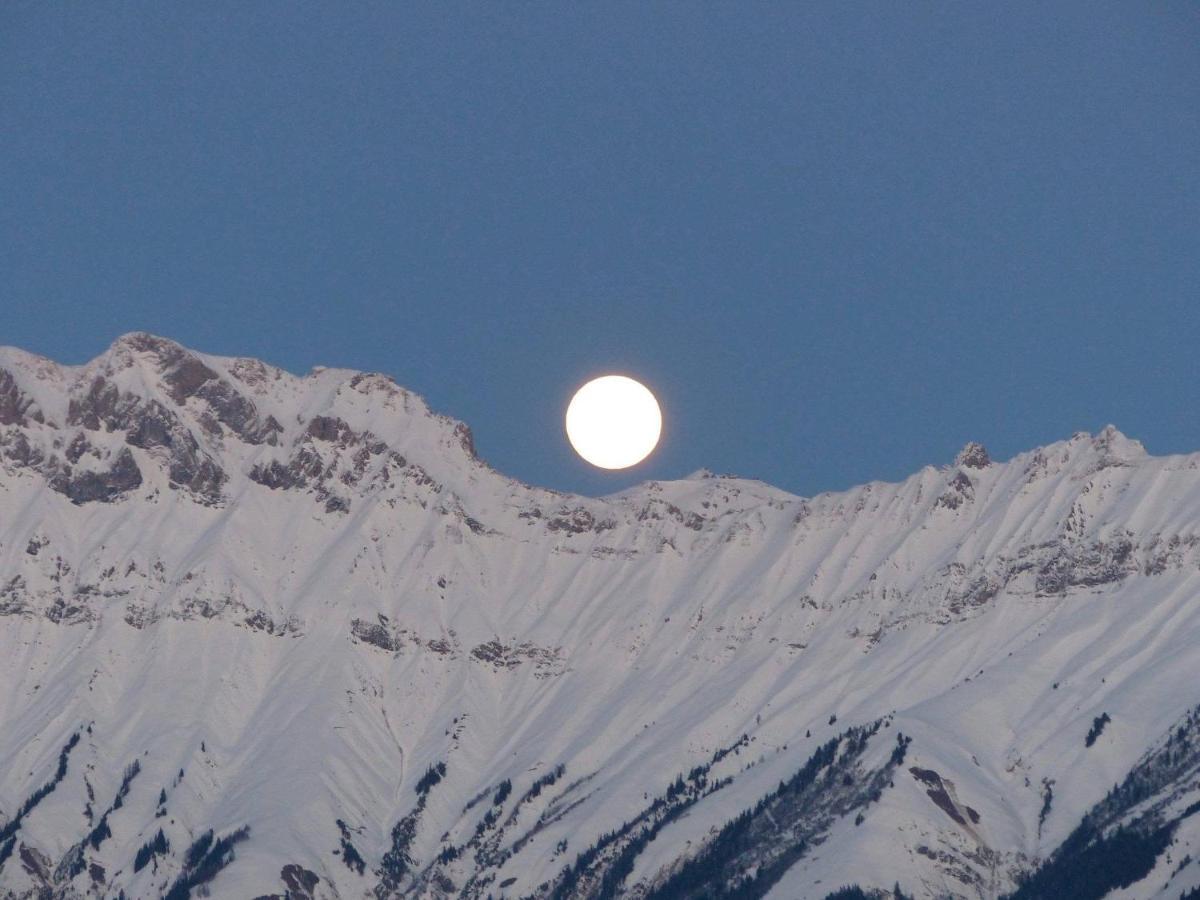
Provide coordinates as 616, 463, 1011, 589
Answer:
2, 3, 1198, 497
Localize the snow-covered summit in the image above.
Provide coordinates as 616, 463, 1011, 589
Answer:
1, 337, 1198, 899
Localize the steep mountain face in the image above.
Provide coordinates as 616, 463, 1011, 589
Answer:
1, 333, 1199, 900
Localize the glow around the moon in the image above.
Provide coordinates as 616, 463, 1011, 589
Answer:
565, 375, 662, 469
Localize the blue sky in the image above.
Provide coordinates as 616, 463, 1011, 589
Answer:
2, 3, 1198, 496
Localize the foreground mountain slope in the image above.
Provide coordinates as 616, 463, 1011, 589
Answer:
0, 333, 1198, 899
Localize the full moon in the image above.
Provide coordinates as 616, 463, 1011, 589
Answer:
565, 375, 662, 470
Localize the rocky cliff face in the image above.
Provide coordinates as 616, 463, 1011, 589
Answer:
1, 334, 1199, 899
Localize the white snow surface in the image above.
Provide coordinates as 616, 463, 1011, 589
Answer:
0, 334, 1197, 898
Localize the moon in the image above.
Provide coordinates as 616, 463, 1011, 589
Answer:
565, 375, 662, 470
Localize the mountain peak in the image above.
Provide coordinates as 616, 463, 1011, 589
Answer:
954, 441, 991, 469
107, 330, 184, 355
1093, 423, 1145, 459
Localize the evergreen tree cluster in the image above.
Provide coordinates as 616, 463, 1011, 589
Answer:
1006, 702, 1200, 899
522, 764, 566, 803
87, 815, 112, 851
86, 758, 144, 851
1037, 778, 1055, 836
0, 730, 81, 865
341, 836, 366, 875
133, 829, 170, 873
1003, 821, 1174, 900
823, 886, 913, 900
642, 723, 903, 900
550, 734, 750, 899
475, 805, 502, 837
334, 818, 365, 875
1085, 713, 1111, 748
380, 763, 447, 889
415, 760, 447, 795
164, 826, 250, 900
113, 759, 141, 809
492, 778, 512, 806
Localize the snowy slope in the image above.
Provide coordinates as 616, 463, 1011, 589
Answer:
1, 333, 1199, 899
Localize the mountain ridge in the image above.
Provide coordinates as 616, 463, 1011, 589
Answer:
1, 334, 1198, 899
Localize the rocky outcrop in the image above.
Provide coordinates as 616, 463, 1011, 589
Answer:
67, 376, 135, 431
544, 506, 616, 535
935, 470, 975, 511
470, 639, 566, 677
351, 616, 400, 652
1035, 536, 1138, 595
956, 442, 991, 469
0, 369, 43, 426
47, 447, 143, 505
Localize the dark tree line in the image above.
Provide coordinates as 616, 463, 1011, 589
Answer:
133, 829, 170, 872
1085, 713, 1111, 748
415, 760, 447, 795
1003, 821, 1175, 900
163, 826, 250, 900
0, 731, 81, 869
824, 886, 913, 900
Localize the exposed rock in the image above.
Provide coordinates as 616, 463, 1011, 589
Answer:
112, 335, 279, 445
916, 534, 1157, 627
124, 400, 180, 451
935, 471, 975, 511
65, 432, 98, 463
307, 415, 356, 444
243, 611, 298, 636
470, 639, 565, 677
0, 576, 30, 617
348, 372, 400, 395
911, 767, 970, 828
250, 447, 327, 491
1091, 424, 1146, 470
45, 596, 95, 625
67, 377, 128, 431
956, 442, 991, 469
546, 507, 615, 535
250, 460, 300, 491
164, 355, 217, 402
0, 430, 45, 468
48, 447, 143, 505
934, 562, 1003, 620
1035, 537, 1137, 595
636, 500, 706, 530
165, 433, 227, 505
121, 399, 228, 503
228, 356, 276, 389
454, 422, 476, 458
0, 369, 42, 426
196, 379, 281, 444
351, 617, 400, 652
19, 844, 51, 882
123, 604, 158, 629
280, 863, 320, 900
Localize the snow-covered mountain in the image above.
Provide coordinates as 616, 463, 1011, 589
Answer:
2, 333, 1199, 900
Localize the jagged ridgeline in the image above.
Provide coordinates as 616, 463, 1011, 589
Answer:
3, 335, 1200, 897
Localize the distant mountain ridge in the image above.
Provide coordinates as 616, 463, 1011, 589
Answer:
0, 334, 1198, 899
